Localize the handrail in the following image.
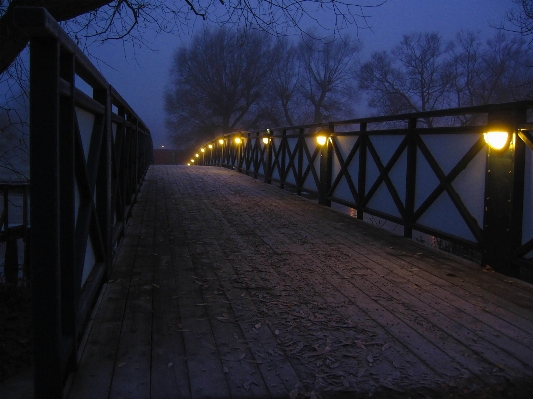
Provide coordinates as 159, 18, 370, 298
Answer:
195, 101, 533, 283
14, 7, 153, 397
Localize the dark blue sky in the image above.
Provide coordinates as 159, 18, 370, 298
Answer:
89, 0, 519, 148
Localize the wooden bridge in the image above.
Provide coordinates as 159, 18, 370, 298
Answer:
65, 165, 533, 399
4, 7, 533, 399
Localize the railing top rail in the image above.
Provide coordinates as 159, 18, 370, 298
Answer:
333, 100, 533, 126
14, 7, 108, 89
220, 100, 533, 136
0, 181, 30, 187
14, 6, 151, 135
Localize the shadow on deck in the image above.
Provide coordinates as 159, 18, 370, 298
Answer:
68, 165, 533, 398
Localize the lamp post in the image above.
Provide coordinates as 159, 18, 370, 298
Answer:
235, 136, 243, 172
219, 138, 225, 167
264, 129, 272, 184
482, 110, 527, 277
316, 126, 333, 207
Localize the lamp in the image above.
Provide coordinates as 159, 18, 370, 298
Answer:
484, 131, 510, 150
218, 139, 224, 145
316, 127, 330, 146
195, 153, 199, 157
191, 159, 195, 163
201, 148, 205, 153
235, 137, 242, 144
484, 121, 510, 150
262, 128, 271, 145
208, 144, 213, 149
316, 135, 327, 146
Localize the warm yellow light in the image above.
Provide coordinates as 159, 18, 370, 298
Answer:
235, 137, 242, 144
161, 145, 165, 148
262, 137, 269, 145
187, 163, 190, 166
208, 144, 213, 149
195, 153, 199, 157
484, 131, 509, 150
316, 135, 327, 146
191, 159, 194, 162
219, 139, 224, 145
201, 148, 205, 153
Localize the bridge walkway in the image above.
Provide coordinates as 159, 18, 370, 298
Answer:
67, 165, 533, 398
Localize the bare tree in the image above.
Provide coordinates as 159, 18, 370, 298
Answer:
450, 31, 533, 109
164, 27, 275, 150
270, 37, 302, 127
298, 33, 361, 123
358, 32, 454, 127
504, 0, 533, 39
0, 0, 385, 75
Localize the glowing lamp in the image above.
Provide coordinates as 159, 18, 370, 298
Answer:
187, 163, 190, 166
208, 144, 213, 149
201, 148, 205, 153
316, 135, 327, 146
262, 137, 269, 145
218, 139, 224, 145
235, 137, 242, 144
483, 131, 509, 150
191, 159, 195, 163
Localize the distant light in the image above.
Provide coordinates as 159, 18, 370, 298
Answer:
208, 144, 213, 149
316, 135, 327, 146
484, 131, 509, 150
201, 148, 205, 153
161, 145, 165, 148
262, 137, 269, 145
219, 139, 224, 145
235, 137, 242, 144
195, 153, 199, 157
187, 163, 190, 166
191, 159, 195, 163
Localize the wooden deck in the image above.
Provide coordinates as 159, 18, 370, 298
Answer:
68, 165, 533, 399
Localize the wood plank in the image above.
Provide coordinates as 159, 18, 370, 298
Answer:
150, 170, 191, 399
108, 175, 156, 398
67, 237, 138, 399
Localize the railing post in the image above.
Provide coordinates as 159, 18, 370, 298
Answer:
404, 118, 417, 238
59, 50, 78, 372
254, 132, 260, 178
319, 124, 333, 206
357, 123, 367, 220
95, 86, 113, 276
29, 33, 63, 398
482, 107, 527, 276
280, 129, 287, 189
297, 128, 304, 195
3, 187, 16, 284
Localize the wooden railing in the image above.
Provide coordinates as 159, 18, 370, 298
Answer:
15, 7, 153, 397
196, 101, 533, 283
0, 182, 30, 284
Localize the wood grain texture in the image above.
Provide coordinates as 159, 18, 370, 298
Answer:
68, 165, 533, 399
